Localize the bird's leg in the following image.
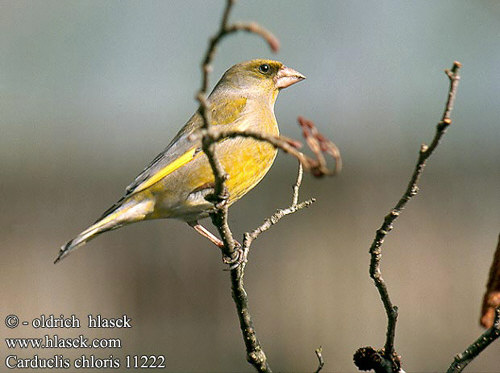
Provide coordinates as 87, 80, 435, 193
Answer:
188, 221, 224, 248
223, 242, 249, 270
205, 188, 230, 210
188, 221, 246, 269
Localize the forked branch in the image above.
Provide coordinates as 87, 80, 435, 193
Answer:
355, 62, 462, 373
194, 1, 340, 372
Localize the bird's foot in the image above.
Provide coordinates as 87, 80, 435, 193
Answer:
205, 185, 230, 209
222, 243, 248, 270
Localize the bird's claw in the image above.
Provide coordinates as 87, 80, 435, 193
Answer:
222, 244, 248, 270
206, 187, 230, 209
215, 198, 229, 210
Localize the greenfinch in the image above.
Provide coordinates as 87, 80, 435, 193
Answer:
55, 59, 305, 263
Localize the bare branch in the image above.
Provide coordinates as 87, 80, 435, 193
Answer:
196, 0, 281, 261
196, 116, 342, 178
228, 164, 316, 373
227, 22, 280, 53
480, 233, 500, 328
195, 1, 280, 371
363, 62, 462, 372
446, 307, 500, 373
197, 0, 239, 262
195, 3, 339, 372
314, 346, 325, 373
292, 160, 304, 205
198, 0, 279, 96
242, 163, 315, 251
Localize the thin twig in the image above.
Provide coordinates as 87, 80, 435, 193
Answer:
227, 164, 315, 373
198, 0, 278, 96
227, 22, 280, 53
233, 163, 316, 371
292, 161, 304, 205
446, 307, 500, 373
196, 119, 342, 178
197, 0, 237, 261
365, 62, 462, 372
314, 346, 325, 373
242, 163, 315, 252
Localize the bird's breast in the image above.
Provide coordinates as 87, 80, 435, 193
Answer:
145, 104, 279, 221
220, 104, 279, 199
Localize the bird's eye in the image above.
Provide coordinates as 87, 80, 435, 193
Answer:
258, 64, 270, 74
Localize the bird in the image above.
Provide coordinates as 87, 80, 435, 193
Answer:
55, 59, 305, 264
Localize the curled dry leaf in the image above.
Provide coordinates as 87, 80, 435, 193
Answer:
298, 116, 342, 177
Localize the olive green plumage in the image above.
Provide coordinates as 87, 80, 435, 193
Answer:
56, 59, 305, 263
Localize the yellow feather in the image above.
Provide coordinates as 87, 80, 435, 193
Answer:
134, 148, 198, 193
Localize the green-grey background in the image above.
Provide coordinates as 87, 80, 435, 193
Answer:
1, 1, 499, 371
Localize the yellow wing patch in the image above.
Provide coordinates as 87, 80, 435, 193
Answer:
134, 148, 198, 193
130, 97, 245, 195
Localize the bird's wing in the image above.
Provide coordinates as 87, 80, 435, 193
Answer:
95, 97, 248, 223
94, 113, 203, 223
126, 96, 248, 196
125, 113, 203, 196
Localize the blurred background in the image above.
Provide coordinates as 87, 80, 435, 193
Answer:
1, 1, 499, 371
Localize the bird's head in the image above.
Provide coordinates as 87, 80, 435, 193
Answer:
214, 59, 306, 104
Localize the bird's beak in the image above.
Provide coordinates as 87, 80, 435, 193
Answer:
274, 66, 306, 89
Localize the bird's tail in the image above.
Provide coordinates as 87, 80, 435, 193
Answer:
54, 199, 154, 264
